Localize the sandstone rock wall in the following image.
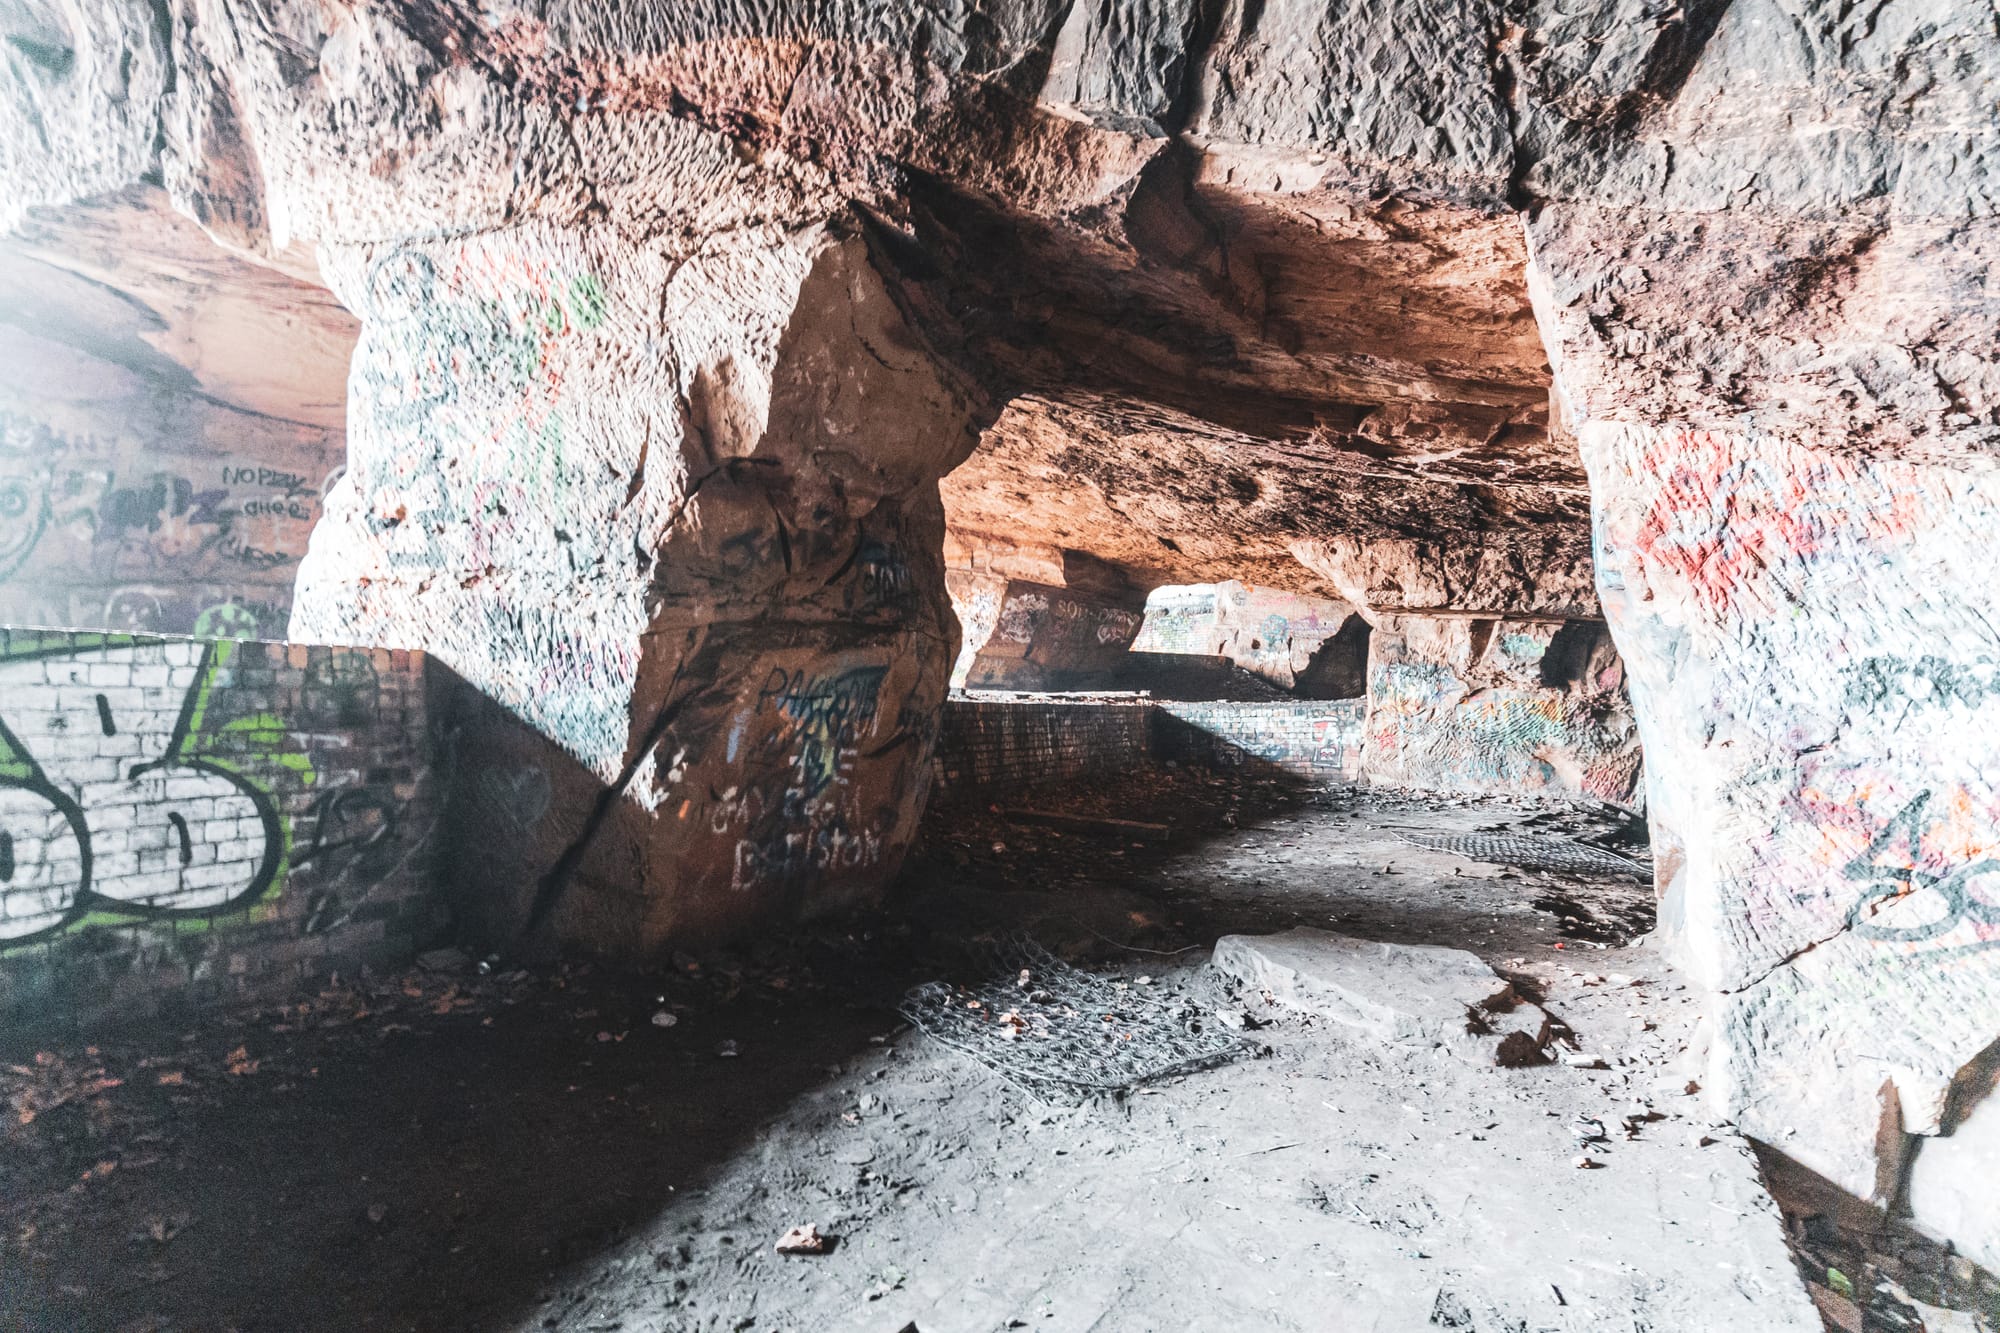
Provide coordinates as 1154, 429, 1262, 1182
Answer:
1361, 615, 1639, 804
1583, 422, 2000, 1209
0, 188, 355, 639
1518, 0, 2000, 1245
1130, 582, 1360, 694
3, 0, 1998, 1260
950, 577, 1146, 691
292, 217, 989, 950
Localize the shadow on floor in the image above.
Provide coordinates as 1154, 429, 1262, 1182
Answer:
1, 765, 1671, 1332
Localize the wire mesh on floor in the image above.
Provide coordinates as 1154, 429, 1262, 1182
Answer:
899, 935, 1250, 1105
1392, 831, 1647, 878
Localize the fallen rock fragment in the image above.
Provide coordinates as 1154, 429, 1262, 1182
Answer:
1211, 929, 1551, 1067
774, 1224, 832, 1256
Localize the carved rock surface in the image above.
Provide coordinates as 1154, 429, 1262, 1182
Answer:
291, 215, 986, 947
0, 0, 1997, 1262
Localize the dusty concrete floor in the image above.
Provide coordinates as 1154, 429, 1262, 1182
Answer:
0, 767, 1974, 1331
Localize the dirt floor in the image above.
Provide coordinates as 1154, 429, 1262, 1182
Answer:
1, 766, 1992, 1332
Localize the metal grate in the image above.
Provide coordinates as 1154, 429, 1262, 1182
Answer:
1392, 831, 1647, 878
899, 935, 1250, 1105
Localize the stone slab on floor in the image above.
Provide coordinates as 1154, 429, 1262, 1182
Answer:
1213, 927, 1552, 1066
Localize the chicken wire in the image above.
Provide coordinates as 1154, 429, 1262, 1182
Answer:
1393, 831, 1647, 878
899, 935, 1250, 1105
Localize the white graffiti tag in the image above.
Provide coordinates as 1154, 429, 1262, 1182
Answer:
0, 643, 281, 941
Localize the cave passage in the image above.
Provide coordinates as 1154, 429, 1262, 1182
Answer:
3, 1, 1999, 1329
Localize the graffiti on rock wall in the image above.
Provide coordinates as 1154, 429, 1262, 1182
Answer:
1627, 431, 1927, 617
1366, 650, 1639, 801
191, 601, 267, 640
1039, 596, 1139, 656
993, 591, 1048, 646
0, 423, 114, 583
1132, 592, 1219, 654
848, 541, 915, 612
0, 415, 331, 614
1839, 791, 2000, 949
469, 764, 552, 834
1134, 583, 1352, 689
1769, 746, 2000, 959
90, 460, 322, 581
352, 246, 609, 574
0, 639, 288, 943
709, 662, 898, 896
753, 666, 890, 798
459, 597, 643, 779
1595, 424, 2000, 960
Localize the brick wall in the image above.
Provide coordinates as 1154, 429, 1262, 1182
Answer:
930, 696, 1367, 798
931, 699, 1153, 796
0, 630, 443, 1026
1154, 700, 1367, 782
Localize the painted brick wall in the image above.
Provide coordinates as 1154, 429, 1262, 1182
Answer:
931, 700, 1153, 796
0, 631, 443, 1026
1154, 700, 1367, 782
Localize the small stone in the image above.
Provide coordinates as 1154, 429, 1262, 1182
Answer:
1573, 1156, 1603, 1170
774, 1223, 832, 1255
416, 947, 471, 973
366, 1203, 388, 1224
1216, 1009, 1250, 1031
715, 1039, 739, 1058
651, 1010, 678, 1028
1571, 1117, 1609, 1142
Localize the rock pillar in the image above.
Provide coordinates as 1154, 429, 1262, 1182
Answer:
293, 216, 988, 951
1531, 199, 2000, 1237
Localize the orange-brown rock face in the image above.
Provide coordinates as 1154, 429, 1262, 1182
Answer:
0, 187, 355, 638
